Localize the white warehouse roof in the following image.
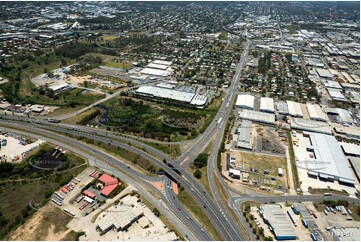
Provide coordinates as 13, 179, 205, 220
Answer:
287, 101, 303, 117
290, 117, 332, 134
236, 94, 255, 110
239, 110, 275, 124
152, 60, 172, 66
147, 63, 169, 70
339, 142, 360, 157
260, 204, 296, 239
304, 132, 355, 185
135, 86, 207, 106
140, 68, 171, 77
306, 104, 328, 122
260, 97, 275, 113
316, 68, 333, 79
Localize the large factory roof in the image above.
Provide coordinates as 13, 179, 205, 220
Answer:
239, 110, 275, 124
287, 101, 304, 117
236, 94, 255, 110
316, 68, 333, 79
237, 120, 253, 150
140, 68, 171, 77
277, 101, 289, 115
304, 132, 355, 185
260, 204, 296, 239
306, 104, 328, 122
135, 86, 207, 106
260, 97, 275, 113
290, 118, 332, 134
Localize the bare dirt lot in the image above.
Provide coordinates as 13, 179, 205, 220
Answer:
7, 204, 74, 241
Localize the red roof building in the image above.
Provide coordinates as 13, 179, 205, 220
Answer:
100, 184, 119, 197
83, 189, 96, 199
98, 174, 118, 186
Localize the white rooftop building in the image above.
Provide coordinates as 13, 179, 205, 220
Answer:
260, 97, 275, 113
287, 101, 303, 118
290, 117, 332, 134
135, 86, 207, 107
316, 68, 333, 79
239, 110, 275, 124
303, 132, 355, 185
306, 104, 328, 122
140, 68, 171, 77
97, 205, 144, 234
236, 94, 255, 110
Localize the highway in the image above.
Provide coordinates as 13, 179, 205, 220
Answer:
0, 124, 212, 241
0, 118, 242, 240
0, 41, 252, 241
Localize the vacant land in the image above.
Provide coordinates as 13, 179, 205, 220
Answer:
7, 205, 75, 241
0, 144, 86, 239
78, 91, 224, 142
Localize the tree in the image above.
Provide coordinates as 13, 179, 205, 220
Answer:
0, 162, 14, 174
193, 169, 202, 179
193, 153, 208, 168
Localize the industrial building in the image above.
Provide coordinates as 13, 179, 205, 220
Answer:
333, 125, 360, 140
260, 204, 296, 240
329, 227, 360, 241
140, 68, 171, 77
287, 101, 303, 118
327, 88, 346, 101
290, 118, 332, 134
134, 86, 207, 107
277, 101, 289, 115
236, 94, 255, 110
302, 132, 355, 186
237, 120, 253, 150
316, 68, 333, 79
97, 205, 144, 234
260, 97, 275, 113
238, 110, 275, 124
348, 157, 360, 182
325, 108, 353, 125
306, 104, 328, 122
339, 142, 360, 157
293, 203, 325, 241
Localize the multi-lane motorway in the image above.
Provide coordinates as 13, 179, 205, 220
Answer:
0, 42, 250, 241
0, 38, 358, 241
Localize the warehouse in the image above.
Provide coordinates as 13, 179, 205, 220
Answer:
260, 97, 275, 113
333, 125, 360, 140
236, 94, 255, 110
339, 142, 360, 157
306, 104, 328, 122
323, 80, 342, 89
140, 68, 171, 77
97, 205, 144, 234
330, 227, 360, 241
348, 157, 360, 182
135, 86, 207, 107
153, 60, 172, 66
277, 101, 289, 115
302, 132, 355, 186
237, 120, 253, 150
147, 63, 169, 70
238, 110, 275, 124
326, 108, 353, 125
290, 118, 332, 134
287, 101, 303, 118
316, 68, 333, 79
260, 204, 296, 240
327, 88, 346, 101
